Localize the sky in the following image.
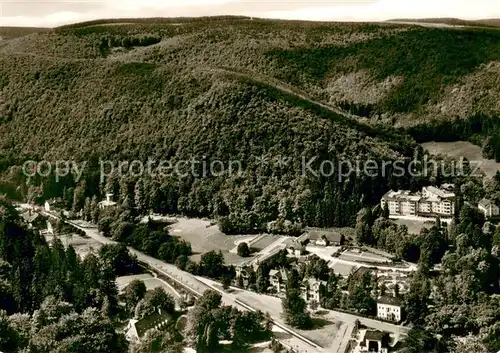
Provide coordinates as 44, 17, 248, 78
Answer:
0, 0, 499, 27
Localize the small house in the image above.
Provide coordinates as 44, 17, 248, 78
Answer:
300, 278, 326, 303
359, 330, 389, 353
478, 198, 499, 218
125, 309, 171, 343
303, 229, 345, 247
269, 269, 288, 293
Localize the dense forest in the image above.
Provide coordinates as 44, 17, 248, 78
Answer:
0, 199, 129, 352
0, 18, 423, 233
4, 18, 500, 232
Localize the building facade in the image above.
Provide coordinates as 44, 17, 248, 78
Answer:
376, 296, 402, 322
269, 269, 288, 294
357, 330, 390, 353
381, 185, 455, 218
300, 278, 326, 303
478, 198, 499, 218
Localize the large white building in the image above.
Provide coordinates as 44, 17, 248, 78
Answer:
381, 185, 455, 218
376, 296, 402, 322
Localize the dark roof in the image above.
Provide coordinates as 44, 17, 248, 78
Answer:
307, 230, 343, 243
22, 211, 40, 224
135, 311, 171, 337
479, 198, 495, 208
377, 295, 401, 306
364, 330, 388, 342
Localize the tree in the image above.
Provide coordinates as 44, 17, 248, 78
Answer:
98, 243, 140, 276
281, 287, 311, 329
90, 195, 100, 224
402, 327, 440, 353
124, 280, 147, 313
347, 271, 376, 315
98, 217, 114, 237
134, 329, 183, 353
382, 203, 390, 219
0, 310, 18, 352
199, 251, 225, 279
185, 291, 222, 352
256, 267, 269, 293
136, 287, 176, 319
221, 275, 231, 290
309, 299, 319, 312
237, 242, 250, 257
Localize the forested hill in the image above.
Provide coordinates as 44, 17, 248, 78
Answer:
2, 17, 500, 127
0, 17, 498, 232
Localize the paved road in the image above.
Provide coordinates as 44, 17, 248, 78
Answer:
34, 207, 408, 352
35, 209, 324, 353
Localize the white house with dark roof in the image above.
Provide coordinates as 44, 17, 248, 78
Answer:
381, 185, 455, 218
478, 198, 499, 218
300, 278, 326, 303
357, 330, 390, 353
300, 229, 345, 247
269, 269, 288, 293
376, 295, 402, 322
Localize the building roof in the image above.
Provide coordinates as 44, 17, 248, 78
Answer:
377, 295, 401, 306
441, 183, 455, 191
382, 190, 422, 202
364, 330, 388, 342
383, 186, 455, 204
269, 269, 288, 281
99, 200, 117, 207
303, 277, 326, 288
133, 311, 172, 338
479, 198, 496, 209
306, 230, 343, 243
424, 186, 455, 199
21, 211, 40, 224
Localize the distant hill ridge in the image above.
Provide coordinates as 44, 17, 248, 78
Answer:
388, 17, 500, 28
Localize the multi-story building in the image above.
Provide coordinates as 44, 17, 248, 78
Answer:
376, 296, 402, 322
300, 278, 326, 303
381, 185, 455, 218
269, 269, 288, 294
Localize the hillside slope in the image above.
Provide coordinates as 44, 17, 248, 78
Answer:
1, 17, 499, 231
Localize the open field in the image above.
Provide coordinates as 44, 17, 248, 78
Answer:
116, 273, 182, 298
330, 262, 357, 277
393, 218, 433, 235
116, 273, 153, 292
167, 217, 260, 265
421, 140, 500, 178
